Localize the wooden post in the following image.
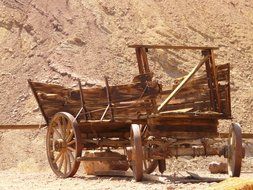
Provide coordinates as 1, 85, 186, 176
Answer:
202, 50, 215, 111
78, 79, 89, 120
28, 79, 49, 125
157, 55, 210, 112
209, 49, 221, 112
135, 48, 145, 74
140, 47, 150, 73
226, 63, 231, 117
104, 76, 114, 121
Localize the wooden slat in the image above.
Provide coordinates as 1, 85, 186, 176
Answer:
157, 55, 210, 111
148, 131, 219, 138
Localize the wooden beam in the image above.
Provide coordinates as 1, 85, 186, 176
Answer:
0, 124, 46, 130
28, 79, 49, 125
157, 55, 210, 112
76, 155, 126, 161
129, 44, 219, 50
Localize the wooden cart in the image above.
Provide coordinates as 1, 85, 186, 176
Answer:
28, 45, 244, 181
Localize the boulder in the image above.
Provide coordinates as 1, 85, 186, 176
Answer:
209, 161, 228, 174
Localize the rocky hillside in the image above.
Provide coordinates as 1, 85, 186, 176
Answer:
0, 0, 252, 170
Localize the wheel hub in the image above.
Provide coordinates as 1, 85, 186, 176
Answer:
53, 139, 67, 151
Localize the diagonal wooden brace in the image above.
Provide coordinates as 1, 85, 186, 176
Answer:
157, 55, 210, 112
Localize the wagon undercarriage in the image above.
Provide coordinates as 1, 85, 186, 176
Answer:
28, 45, 244, 181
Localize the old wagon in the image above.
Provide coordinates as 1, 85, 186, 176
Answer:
28, 45, 243, 181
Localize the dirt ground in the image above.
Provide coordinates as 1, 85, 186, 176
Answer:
0, 169, 253, 190
0, 0, 253, 189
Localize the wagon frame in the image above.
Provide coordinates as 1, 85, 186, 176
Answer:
28, 45, 244, 181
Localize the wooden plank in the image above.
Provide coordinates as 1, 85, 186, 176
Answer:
28, 79, 49, 125
149, 125, 217, 133
35, 81, 160, 105
148, 131, 219, 138
157, 55, 210, 112
153, 111, 222, 118
216, 63, 230, 70
81, 131, 130, 139
128, 44, 219, 50
0, 124, 46, 130
30, 81, 70, 96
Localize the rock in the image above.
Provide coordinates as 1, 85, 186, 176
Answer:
209, 162, 228, 174
33, 107, 40, 112
82, 151, 129, 175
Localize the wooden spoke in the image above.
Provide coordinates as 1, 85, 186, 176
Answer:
57, 117, 65, 139
52, 127, 62, 139
67, 146, 76, 153
65, 121, 71, 139
66, 131, 74, 143
53, 150, 63, 164
63, 153, 67, 174
67, 140, 75, 146
67, 150, 75, 162
58, 152, 64, 172
46, 112, 82, 178
66, 152, 71, 172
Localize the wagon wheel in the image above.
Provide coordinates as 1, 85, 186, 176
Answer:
130, 124, 143, 181
227, 123, 242, 177
46, 112, 82, 178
